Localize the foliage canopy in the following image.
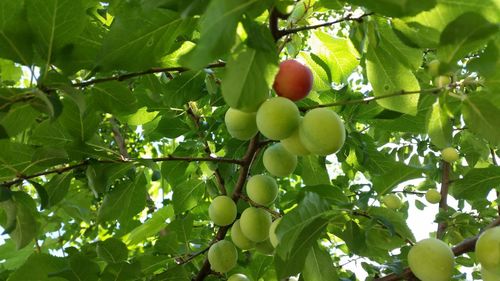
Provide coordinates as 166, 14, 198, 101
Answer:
0, 0, 499, 280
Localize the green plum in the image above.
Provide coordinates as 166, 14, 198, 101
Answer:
208, 240, 238, 273
263, 143, 297, 177
382, 194, 403, 209
225, 108, 258, 140
425, 189, 441, 204
280, 118, 310, 156
208, 196, 237, 226
256, 97, 300, 140
246, 174, 278, 206
230, 219, 255, 250
476, 226, 500, 274
299, 108, 345, 156
239, 207, 272, 242
441, 147, 459, 163
408, 238, 454, 281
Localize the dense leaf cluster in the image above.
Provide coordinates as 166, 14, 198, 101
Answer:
0, 0, 499, 280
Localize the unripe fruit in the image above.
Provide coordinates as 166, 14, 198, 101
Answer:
228, 273, 250, 281
230, 219, 255, 250
427, 59, 441, 77
482, 267, 500, 281
208, 196, 237, 226
408, 238, 454, 281
382, 194, 403, 209
263, 143, 297, 177
208, 240, 238, 273
246, 174, 278, 206
255, 239, 274, 255
280, 118, 310, 156
425, 189, 441, 204
273, 60, 313, 101
225, 108, 258, 140
256, 97, 300, 140
269, 217, 282, 248
476, 226, 500, 274
441, 147, 459, 163
299, 108, 345, 156
240, 207, 272, 242
434, 75, 451, 88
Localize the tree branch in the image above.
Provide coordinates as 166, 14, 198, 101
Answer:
437, 161, 450, 239
0, 156, 243, 188
299, 86, 445, 111
193, 136, 261, 281
276, 12, 373, 39
375, 217, 500, 281
72, 61, 226, 88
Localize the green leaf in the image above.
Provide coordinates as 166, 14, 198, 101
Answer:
29, 181, 49, 210
58, 99, 100, 143
99, 5, 187, 71
372, 163, 422, 195
368, 207, 415, 242
0, 103, 39, 136
0, 1, 34, 64
46, 173, 73, 208
0, 58, 23, 83
452, 167, 500, 200
392, 19, 441, 48
310, 31, 359, 84
462, 95, 500, 146
299, 52, 331, 92
298, 155, 330, 186
221, 47, 278, 112
340, 0, 437, 17
91, 82, 138, 116
426, 101, 452, 149
0, 141, 36, 181
100, 261, 142, 281
438, 12, 499, 64
302, 243, 339, 281
172, 179, 205, 214
460, 131, 489, 168
97, 173, 147, 223
366, 46, 420, 115
162, 70, 206, 108
26, 0, 87, 66
300, 184, 349, 206
0, 192, 39, 249
66, 254, 100, 281
180, 0, 257, 69
97, 237, 129, 264
155, 115, 191, 138
7, 253, 67, 281
0, 240, 33, 270
150, 265, 189, 281
126, 205, 174, 245
275, 193, 331, 278
376, 20, 423, 70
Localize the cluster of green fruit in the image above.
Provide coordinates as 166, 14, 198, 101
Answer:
381, 147, 460, 209
408, 226, 500, 281
225, 60, 346, 160
206, 176, 282, 274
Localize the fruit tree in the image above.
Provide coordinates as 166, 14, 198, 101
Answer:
0, 0, 499, 281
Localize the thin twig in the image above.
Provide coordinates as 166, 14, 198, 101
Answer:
72, 61, 226, 87
299, 87, 444, 111
276, 13, 373, 39
0, 156, 243, 188
437, 161, 450, 239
